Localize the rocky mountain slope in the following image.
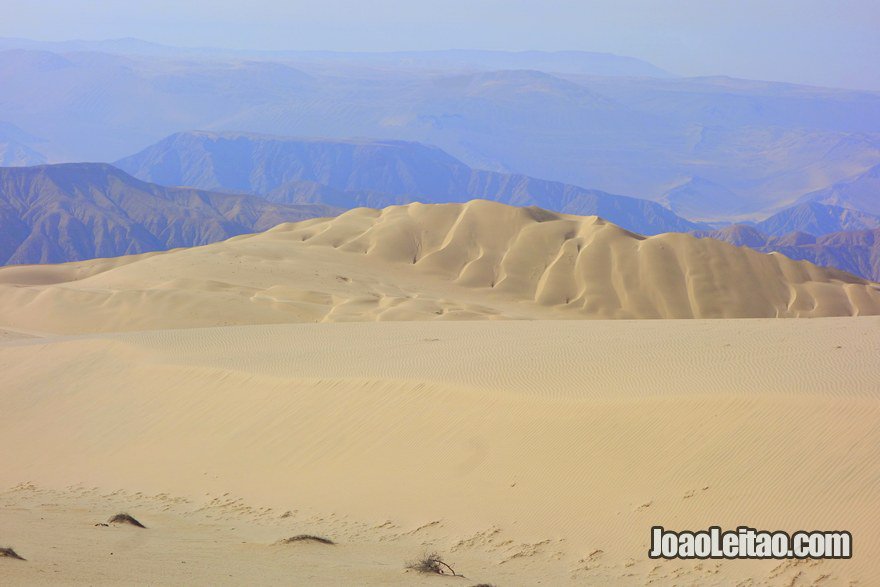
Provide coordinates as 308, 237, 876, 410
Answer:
115, 131, 706, 236
755, 202, 880, 236
693, 223, 880, 282
0, 163, 336, 265
798, 163, 880, 215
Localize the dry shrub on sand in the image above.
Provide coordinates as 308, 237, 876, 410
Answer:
0, 547, 25, 561
407, 551, 460, 576
279, 534, 335, 545
108, 513, 146, 528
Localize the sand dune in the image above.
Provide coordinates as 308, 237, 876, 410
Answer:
2, 201, 877, 584
0, 200, 878, 334
1, 318, 878, 584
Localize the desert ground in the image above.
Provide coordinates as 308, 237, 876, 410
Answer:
1, 203, 879, 585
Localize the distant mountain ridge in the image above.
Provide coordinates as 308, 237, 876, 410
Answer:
2, 46, 879, 218
0, 141, 44, 166
3, 159, 876, 285
692, 222, 880, 282
0, 121, 46, 166
0, 38, 672, 77
0, 163, 337, 265
799, 163, 880, 215
754, 202, 880, 236
660, 177, 746, 220
115, 131, 708, 236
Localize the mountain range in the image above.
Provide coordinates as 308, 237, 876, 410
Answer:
750, 201, 880, 237
0, 38, 672, 78
1, 44, 879, 219
0, 163, 336, 265
1, 38, 878, 278
692, 223, 880, 282
798, 163, 880, 216
4, 131, 879, 281
683, 200, 880, 280
3, 133, 878, 281
114, 131, 707, 235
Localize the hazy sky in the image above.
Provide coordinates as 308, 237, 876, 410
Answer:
3, 0, 879, 90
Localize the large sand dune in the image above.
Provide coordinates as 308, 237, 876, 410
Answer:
1, 200, 878, 334
1, 318, 878, 584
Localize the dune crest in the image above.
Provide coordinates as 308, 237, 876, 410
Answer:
1, 200, 878, 333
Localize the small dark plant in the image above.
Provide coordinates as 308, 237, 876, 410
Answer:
0, 547, 25, 561
108, 513, 146, 528
280, 534, 335, 545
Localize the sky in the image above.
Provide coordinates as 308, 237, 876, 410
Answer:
2, 0, 879, 90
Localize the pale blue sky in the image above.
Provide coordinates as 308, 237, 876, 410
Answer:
2, 0, 879, 90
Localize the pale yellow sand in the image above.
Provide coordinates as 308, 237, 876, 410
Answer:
1, 202, 877, 584
1, 201, 879, 335
1, 318, 878, 585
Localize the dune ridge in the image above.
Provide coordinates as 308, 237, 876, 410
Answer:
0, 200, 878, 334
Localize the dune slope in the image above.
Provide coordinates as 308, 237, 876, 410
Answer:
1, 200, 878, 334
0, 318, 878, 585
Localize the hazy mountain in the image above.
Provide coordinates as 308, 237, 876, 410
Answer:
0, 49, 317, 163
2, 47, 880, 219
0, 163, 336, 265
754, 202, 880, 236
799, 163, 880, 215
692, 224, 770, 248
692, 224, 880, 281
315, 49, 671, 77
0, 141, 45, 166
0, 38, 671, 77
692, 199, 880, 280
0, 121, 46, 166
803, 229, 880, 282
659, 176, 746, 220
0, 37, 173, 55
115, 131, 707, 236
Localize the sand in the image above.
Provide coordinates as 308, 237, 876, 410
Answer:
1, 202, 878, 584
1, 318, 878, 585
1, 201, 879, 335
